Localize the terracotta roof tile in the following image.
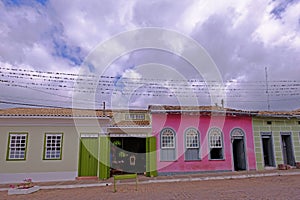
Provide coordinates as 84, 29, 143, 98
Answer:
257, 110, 300, 116
0, 108, 150, 118
148, 105, 249, 114
1, 106, 299, 119
0, 108, 110, 117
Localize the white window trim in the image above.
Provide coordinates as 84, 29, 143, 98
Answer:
185, 128, 200, 149
184, 128, 201, 161
125, 113, 145, 120
44, 133, 63, 160
209, 128, 223, 148
161, 128, 176, 149
208, 128, 224, 160
7, 133, 27, 160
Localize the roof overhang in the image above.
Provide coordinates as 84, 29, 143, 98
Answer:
150, 109, 253, 116
107, 126, 151, 134
0, 116, 110, 120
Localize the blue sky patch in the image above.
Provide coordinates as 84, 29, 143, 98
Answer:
53, 38, 83, 66
86, 63, 95, 73
2, 0, 48, 7
270, 0, 298, 19
113, 74, 127, 94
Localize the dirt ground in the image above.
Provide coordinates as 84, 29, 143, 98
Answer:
1, 175, 300, 200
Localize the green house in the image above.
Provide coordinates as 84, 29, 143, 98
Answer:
253, 110, 300, 170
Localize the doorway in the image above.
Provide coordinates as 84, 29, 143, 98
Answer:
110, 137, 146, 174
78, 137, 98, 176
281, 133, 295, 166
261, 133, 275, 167
232, 138, 246, 170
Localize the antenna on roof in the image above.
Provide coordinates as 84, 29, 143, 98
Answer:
103, 101, 106, 116
265, 67, 270, 111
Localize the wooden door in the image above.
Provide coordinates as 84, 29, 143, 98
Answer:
99, 136, 110, 179
146, 136, 158, 177
78, 138, 98, 176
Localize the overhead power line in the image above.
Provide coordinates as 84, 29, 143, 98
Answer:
0, 100, 74, 109
0, 67, 300, 109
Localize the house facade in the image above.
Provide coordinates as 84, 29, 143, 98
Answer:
0, 108, 110, 184
0, 108, 157, 184
79, 110, 157, 179
2, 106, 299, 183
253, 110, 300, 170
106, 110, 156, 177
150, 105, 256, 175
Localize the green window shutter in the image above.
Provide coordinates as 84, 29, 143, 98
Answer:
99, 136, 110, 180
146, 136, 157, 177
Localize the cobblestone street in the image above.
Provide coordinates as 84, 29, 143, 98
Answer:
2, 174, 300, 200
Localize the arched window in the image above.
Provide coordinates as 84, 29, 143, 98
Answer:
185, 128, 200, 161
160, 128, 176, 161
209, 128, 224, 160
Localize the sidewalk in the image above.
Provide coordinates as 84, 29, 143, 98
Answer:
1, 168, 300, 192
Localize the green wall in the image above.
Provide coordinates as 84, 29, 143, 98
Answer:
253, 117, 300, 170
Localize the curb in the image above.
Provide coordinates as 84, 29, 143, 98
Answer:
0, 183, 112, 192
1, 171, 300, 191
139, 171, 300, 184
40, 183, 112, 190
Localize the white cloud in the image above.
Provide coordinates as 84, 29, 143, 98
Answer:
252, 0, 300, 49
0, 0, 299, 110
48, 0, 137, 52
122, 69, 141, 80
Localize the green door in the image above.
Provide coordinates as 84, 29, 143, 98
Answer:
99, 136, 110, 179
78, 138, 98, 176
146, 136, 158, 177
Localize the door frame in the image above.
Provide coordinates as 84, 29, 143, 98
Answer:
260, 132, 276, 167
108, 134, 157, 177
230, 128, 248, 171
110, 136, 147, 174
280, 132, 295, 166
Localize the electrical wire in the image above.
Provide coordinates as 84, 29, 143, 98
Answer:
1, 67, 300, 109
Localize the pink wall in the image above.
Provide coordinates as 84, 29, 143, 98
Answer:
152, 113, 256, 173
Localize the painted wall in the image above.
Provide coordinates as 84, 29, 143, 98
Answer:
0, 118, 109, 183
253, 117, 300, 170
152, 113, 256, 174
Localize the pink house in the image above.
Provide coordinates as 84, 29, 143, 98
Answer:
149, 105, 256, 174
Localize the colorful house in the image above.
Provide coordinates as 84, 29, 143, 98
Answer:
0, 108, 157, 184
2, 105, 299, 184
253, 110, 300, 170
103, 110, 156, 177
0, 108, 110, 184
149, 105, 257, 175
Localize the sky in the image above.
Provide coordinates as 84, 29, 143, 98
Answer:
0, 0, 299, 111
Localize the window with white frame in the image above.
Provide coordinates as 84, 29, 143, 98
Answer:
161, 129, 175, 148
7, 133, 28, 160
44, 133, 63, 160
209, 128, 224, 160
185, 128, 200, 161
160, 128, 176, 161
125, 113, 145, 120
